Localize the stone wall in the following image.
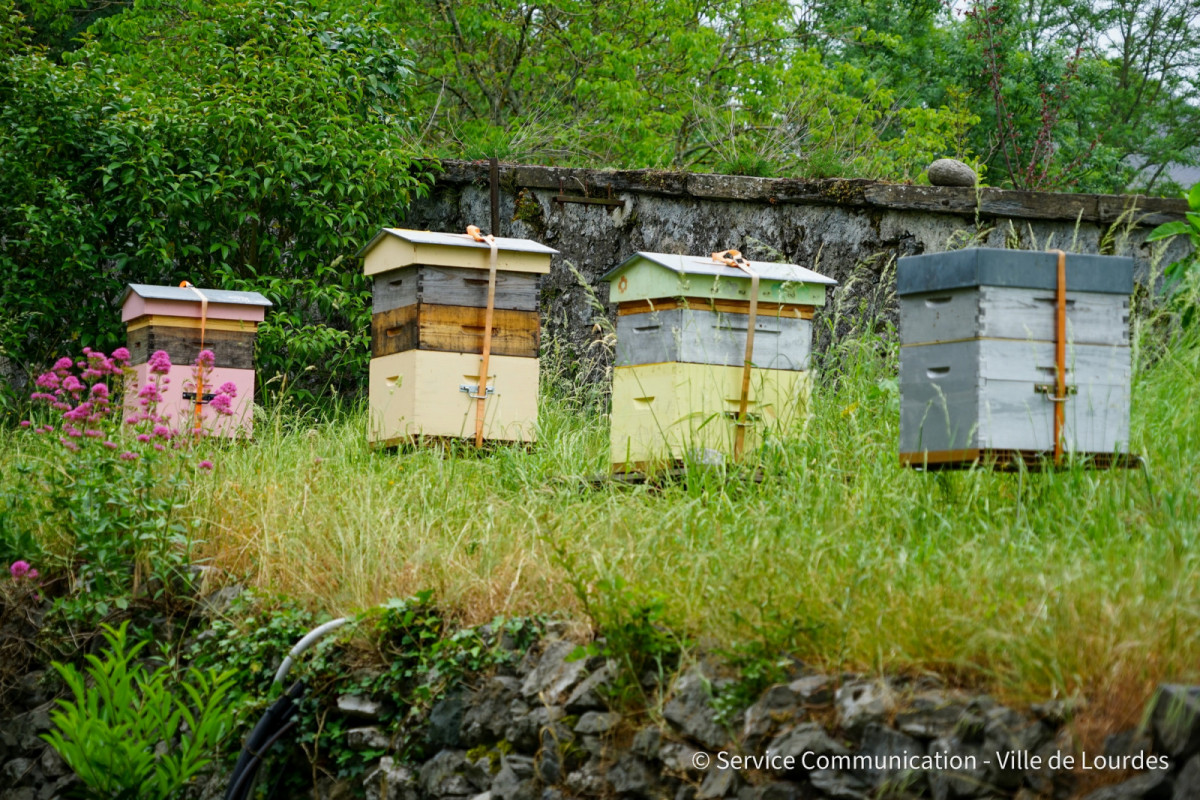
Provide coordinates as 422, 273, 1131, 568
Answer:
402, 163, 1193, 382
4, 596, 1199, 800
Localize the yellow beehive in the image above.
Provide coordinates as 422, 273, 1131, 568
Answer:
602, 249, 834, 471
357, 228, 557, 446
609, 362, 812, 470
368, 350, 539, 444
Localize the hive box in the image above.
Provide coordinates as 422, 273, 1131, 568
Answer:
615, 304, 813, 371
897, 248, 1134, 467
358, 228, 557, 445
602, 251, 836, 469
120, 284, 271, 436
368, 350, 539, 443
609, 362, 812, 469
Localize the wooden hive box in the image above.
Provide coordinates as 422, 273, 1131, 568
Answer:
358, 228, 557, 445
120, 284, 271, 436
897, 248, 1134, 468
609, 362, 812, 470
602, 251, 836, 469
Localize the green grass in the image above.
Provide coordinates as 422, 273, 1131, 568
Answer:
4, 312, 1200, 735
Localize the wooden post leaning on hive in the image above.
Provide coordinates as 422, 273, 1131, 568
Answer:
601, 250, 837, 472
119, 284, 271, 437
359, 227, 558, 446
897, 247, 1136, 470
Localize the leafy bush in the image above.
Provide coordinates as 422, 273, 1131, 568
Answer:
0, 0, 432, 404
1147, 183, 1200, 317
43, 621, 238, 800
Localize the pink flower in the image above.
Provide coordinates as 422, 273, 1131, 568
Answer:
119, 451, 139, 461
195, 350, 216, 368
84, 429, 102, 438
103, 441, 117, 449
91, 382, 109, 397
35, 372, 60, 389
137, 433, 151, 443
218, 382, 238, 397
19, 420, 30, 428
112, 347, 130, 363
153, 443, 165, 451
53, 357, 73, 372
198, 460, 214, 470
210, 393, 233, 415
10, 561, 38, 580
148, 350, 172, 375
153, 424, 170, 438
62, 375, 83, 393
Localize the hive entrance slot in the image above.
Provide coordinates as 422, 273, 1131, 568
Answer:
926, 366, 951, 378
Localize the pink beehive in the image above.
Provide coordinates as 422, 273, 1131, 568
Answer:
119, 284, 271, 437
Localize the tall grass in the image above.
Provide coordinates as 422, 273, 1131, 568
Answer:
3, 292, 1199, 735
141, 319, 1200, 719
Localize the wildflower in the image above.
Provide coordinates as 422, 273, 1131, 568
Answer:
19, 420, 30, 428
198, 460, 214, 470
84, 429, 103, 438
62, 375, 83, 393
137, 433, 152, 443
148, 350, 172, 375
53, 357, 73, 372
153, 443, 165, 451
10, 561, 35, 580
196, 350, 216, 368
218, 382, 238, 397
103, 441, 117, 449
210, 393, 233, 415
91, 383, 109, 397
35, 372, 60, 389
112, 347, 130, 363
60, 439, 79, 452
119, 451, 139, 461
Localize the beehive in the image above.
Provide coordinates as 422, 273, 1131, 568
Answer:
601, 251, 837, 470
897, 248, 1133, 468
359, 228, 557, 445
119, 284, 271, 436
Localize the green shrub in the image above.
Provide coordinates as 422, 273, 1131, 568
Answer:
43, 621, 238, 800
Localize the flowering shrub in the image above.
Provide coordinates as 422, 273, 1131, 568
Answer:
3, 346, 228, 622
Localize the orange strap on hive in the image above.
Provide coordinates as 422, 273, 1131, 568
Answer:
466, 225, 499, 447
711, 249, 760, 461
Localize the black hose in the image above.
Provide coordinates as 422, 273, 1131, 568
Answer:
223, 680, 306, 800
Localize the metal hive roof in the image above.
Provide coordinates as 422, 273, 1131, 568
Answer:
356, 228, 560, 258
601, 251, 837, 285
120, 284, 273, 307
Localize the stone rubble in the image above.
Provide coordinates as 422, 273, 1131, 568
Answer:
3, 627, 1199, 800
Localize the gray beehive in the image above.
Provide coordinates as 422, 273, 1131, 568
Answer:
897, 248, 1133, 467
615, 306, 812, 371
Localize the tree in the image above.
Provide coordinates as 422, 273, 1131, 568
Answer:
376, 0, 979, 178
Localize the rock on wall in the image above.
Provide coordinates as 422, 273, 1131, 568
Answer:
401, 163, 1193, 384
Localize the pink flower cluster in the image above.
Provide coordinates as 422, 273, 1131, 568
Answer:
9, 561, 39, 581
22, 345, 224, 465
187, 350, 238, 426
